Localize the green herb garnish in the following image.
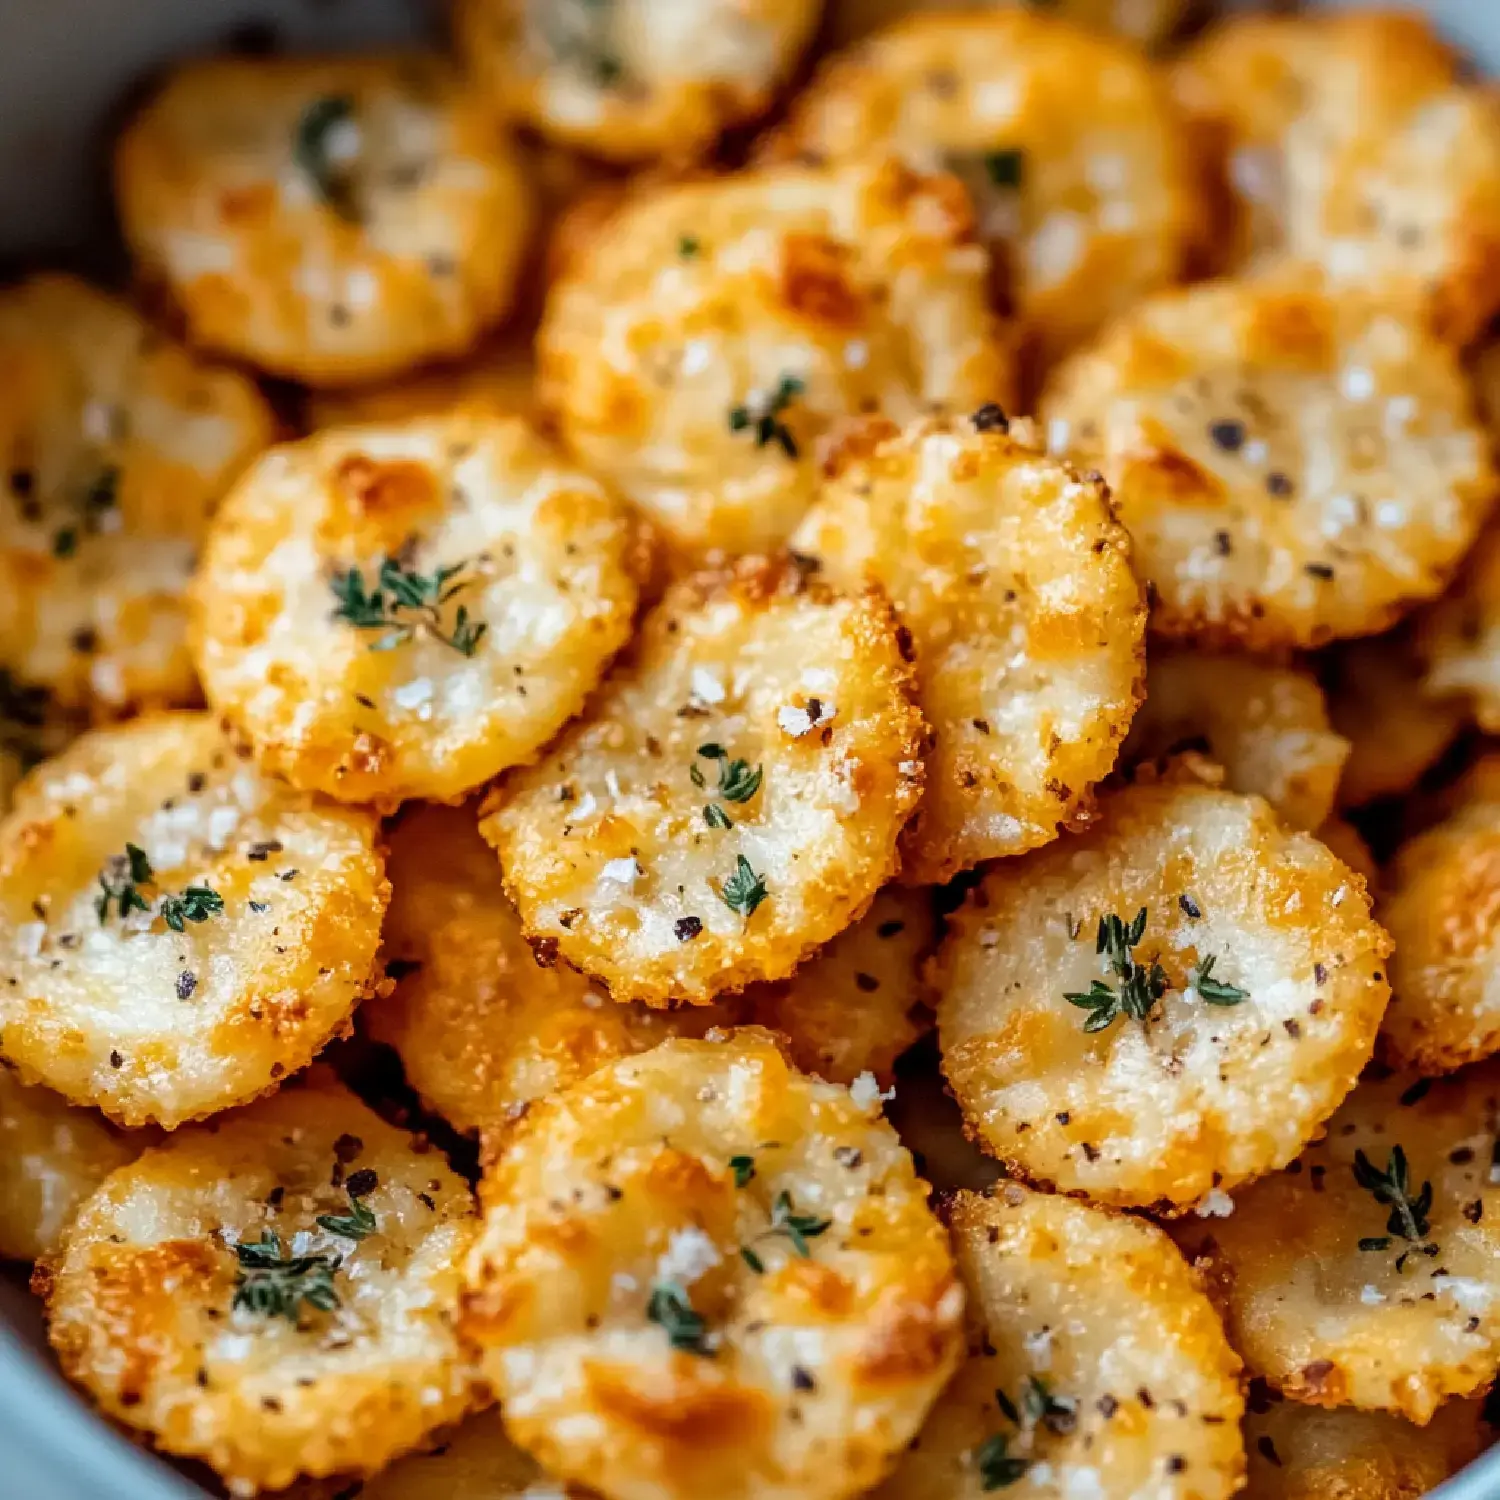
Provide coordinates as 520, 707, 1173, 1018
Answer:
719, 855, 768, 918
729, 374, 804, 459
330, 555, 487, 657
1354, 1146, 1437, 1265
984, 149, 1025, 189
1064, 908, 1167, 1033
294, 95, 359, 220
232, 1231, 340, 1321
1022, 1374, 1076, 1434
646, 1280, 714, 1356
692, 743, 763, 829
316, 1184, 378, 1241
1191, 954, 1248, 1006
973, 1433, 1030, 1490
729, 1154, 756, 1188
159, 886, 225, 933
95, 843, 154, 924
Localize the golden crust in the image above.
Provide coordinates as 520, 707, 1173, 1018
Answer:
456, 0, 821, 164
481, 556, 926, 1007
794, 414, 1145, 884
41, 1077, 479, 1492
1174, 1061, 1500, 1423
1422, 523, 1500, 731
538, 156, 1014, 559
1041, 277, 1498, 650
0, 1064, 146, 1262
1317, 819, 1379, 895
368, 806, 931, 1133
460, 1030, 963, 1500
739, 883, 936, 1087
0, 274, 273, 714
305, 333, 537, 430
777, 10, 1201, 366
287, 1410, 586, 1499
871, 1185, 1245, 1500
0, 713, 387, 1128
1125, 649, 1349, 831
1173, 12, 1500, 345
1380, 763, 1500, 1073
934, 773, 1392, 1211
364, 801, 737, 1135
114, 53, 534, 386
1325, 625, 1468, 809
1241, 1385, 1484, 1500
193, 410, 641, 805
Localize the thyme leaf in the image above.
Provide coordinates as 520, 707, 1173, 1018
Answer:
330, 555, 487, 657
1063, 908, 1166, 1033
1191, 953, 1248, 1006
728, 374, 804, 459
232, 1231, 340, 1321
719, 855, 768, 918
646, 1280, 713, 1356
294, 95, 360, 220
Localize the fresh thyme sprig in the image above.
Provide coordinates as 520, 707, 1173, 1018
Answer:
315, 1180, 378, 1241
96, 842, 154, 924
729, 374, 804, 459
719, 855, 768, 918
740, 1191, 831, 1273
232, 1231, 341, 1321
974, 1433, 1029, 1490
160, 887, 225, 933
1191, 953, 1248, 1006
294, 95, 360, 220
95, 843, 223, 931
1354, 1145, 1438, 1267
330, 555, 487, 657
692, 742, 763, 828
646, 1279, 714, 1356
984, 149, 1025, 188
1064, 908, 1167, 1033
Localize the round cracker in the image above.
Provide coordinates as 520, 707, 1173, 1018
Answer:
1125, 649, 1348, 831
537, 156, 1013, 560
0, 274, 273, 714
1241, 1382, 1484, 1500
193, 410, 641, 805
0, 1064, 145, 1263
461, 1029, 963, 1500
739, 883, 936, 1087
455, 0, 821, 165
0, 713, 387, 1128
935, 771, 1391, 1210
1173, 11, 1500, 344
40, 1076, 479, 1493
1380, 762, 1500, 1074
1173, 1061, 1500, 1423
114, 53, 533, 386
777, 9, 1200, 366
364, 801, 736, 1135
1421, 524, 1500, 732
1041, 276, 1498, 650
871, 1184, 1244, 1500
793, 413, 1144, 884
481, 555, 925, 1007
1324, 625, 1468, 809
